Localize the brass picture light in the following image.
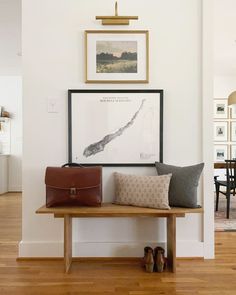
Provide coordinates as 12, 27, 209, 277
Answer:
96, 1, 138, 25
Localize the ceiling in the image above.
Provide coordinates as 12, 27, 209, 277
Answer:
214, 0, 236, 76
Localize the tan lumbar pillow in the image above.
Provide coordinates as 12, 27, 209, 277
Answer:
114, 172, 172, 209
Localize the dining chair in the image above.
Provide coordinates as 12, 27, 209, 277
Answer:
214, 159, 236, 219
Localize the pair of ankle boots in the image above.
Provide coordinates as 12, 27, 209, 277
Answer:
142, 246, 167, 273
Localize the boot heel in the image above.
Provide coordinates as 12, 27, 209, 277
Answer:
145, 263, 154, 273
157, 264, 164, 272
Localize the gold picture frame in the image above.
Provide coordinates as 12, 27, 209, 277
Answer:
85, 30, 149, 84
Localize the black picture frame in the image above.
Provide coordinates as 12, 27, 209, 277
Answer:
68, 89, 163, 166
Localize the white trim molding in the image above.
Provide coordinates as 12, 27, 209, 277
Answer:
202, 0, 214, 259
19, 240, 204, 258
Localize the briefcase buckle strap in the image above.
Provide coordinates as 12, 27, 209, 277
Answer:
70, 188, 77, 198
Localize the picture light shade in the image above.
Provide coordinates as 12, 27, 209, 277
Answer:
228, 91, 236, 106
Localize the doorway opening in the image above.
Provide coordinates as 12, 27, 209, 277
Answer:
213, 0, 236, 231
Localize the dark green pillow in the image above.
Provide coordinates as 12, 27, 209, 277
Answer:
155, 162, 204, 208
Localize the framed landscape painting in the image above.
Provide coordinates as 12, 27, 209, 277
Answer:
85, 30, 149, 83
68, 89, 163, 166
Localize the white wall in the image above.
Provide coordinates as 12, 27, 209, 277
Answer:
20, 0, 212, 258
0, 77, 22, 191
214, 76, 236, 98
0, 0, 21, 76
214, 0, 236, 77
0, 0, 22, 191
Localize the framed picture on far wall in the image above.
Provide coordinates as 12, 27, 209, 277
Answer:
214, 121, 228, 141
214, 145, 228, 162
231, 105, 236, 119
231, 145, 236, 160
214, 99, 228, 119
231, 121, 236, 141
85, 30, 149, 83
68, 89, 163, 166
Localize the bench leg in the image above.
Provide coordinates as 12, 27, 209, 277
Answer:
167, 214, 176, 273
64, 214, 72, 273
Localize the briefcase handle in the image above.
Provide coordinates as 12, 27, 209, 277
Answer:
61, 163, 84, 168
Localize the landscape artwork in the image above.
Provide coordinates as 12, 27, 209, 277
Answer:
96, 41, 137, 73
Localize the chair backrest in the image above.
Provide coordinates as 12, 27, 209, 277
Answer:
225, 160, 236, 185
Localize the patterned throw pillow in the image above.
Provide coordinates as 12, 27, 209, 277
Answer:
114, 172, 172, 209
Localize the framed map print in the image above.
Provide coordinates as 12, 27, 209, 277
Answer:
68, 89, 163, 166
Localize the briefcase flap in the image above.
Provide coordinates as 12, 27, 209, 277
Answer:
45, 166, 102, 190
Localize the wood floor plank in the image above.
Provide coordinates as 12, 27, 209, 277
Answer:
0, 193, 236, 294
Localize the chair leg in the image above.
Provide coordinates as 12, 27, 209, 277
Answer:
215, 183, 220, 211
226, 192, 231, 219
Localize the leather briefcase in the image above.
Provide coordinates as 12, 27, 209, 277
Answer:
45, 163, 102, 207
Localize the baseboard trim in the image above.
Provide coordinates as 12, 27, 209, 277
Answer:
17, 257, 63, 261
0, 191, 22, 196
18, 240, 204, 258
17, 256, 203, 262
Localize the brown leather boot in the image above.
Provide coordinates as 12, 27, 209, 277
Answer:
154, 246, 166, 272
141, 246, 152, 267
142, 247, 154, 273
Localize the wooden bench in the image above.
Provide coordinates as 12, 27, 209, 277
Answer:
36, 204, 203, 273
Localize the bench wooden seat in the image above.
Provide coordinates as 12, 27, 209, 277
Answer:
36, 203, 204, 273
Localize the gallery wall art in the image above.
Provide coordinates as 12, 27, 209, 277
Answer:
214, 121, 228, 142
231, 145, 236, 159
231, 105, 236, 119
213, 99, 228, 119
214, 145, 228, 162
231, 122, 236, 142
214, 98, 236, 161
68, 89, 163, 166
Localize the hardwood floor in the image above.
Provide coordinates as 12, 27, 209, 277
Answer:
1, 193, 236, 294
